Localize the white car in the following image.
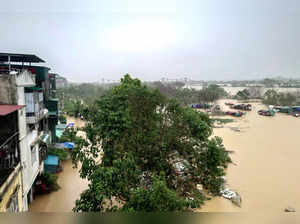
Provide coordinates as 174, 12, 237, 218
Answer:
220, 189, 237, 199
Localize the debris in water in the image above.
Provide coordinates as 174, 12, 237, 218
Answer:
284, 206, 296, 212
220, 188, 242, 207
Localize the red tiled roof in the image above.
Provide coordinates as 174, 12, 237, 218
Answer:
0, 105, 25, 116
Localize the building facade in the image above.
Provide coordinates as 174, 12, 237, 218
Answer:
0, 53, 56, 211
0, 106, 24, 212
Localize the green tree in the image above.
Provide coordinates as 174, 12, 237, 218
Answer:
263, 89, 279, 105
72, 74, 231, 212
58, 114, 67, 124
235, 89, 250, 100
278, 93, 297, 106
198, 84, 227, 103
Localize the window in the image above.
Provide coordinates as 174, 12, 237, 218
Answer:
31, 146, 37, 166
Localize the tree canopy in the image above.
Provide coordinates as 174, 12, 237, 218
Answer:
263, 89, 299, 106
72, 74, 231, 212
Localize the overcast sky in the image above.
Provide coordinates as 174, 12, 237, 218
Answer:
1, 0, 299, 82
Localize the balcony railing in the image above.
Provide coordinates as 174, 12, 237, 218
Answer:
26, 108, 48, 124
0, 132, 20, 186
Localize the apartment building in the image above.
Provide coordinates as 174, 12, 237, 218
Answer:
0, 53, 57, 211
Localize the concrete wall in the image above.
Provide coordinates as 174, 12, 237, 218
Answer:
15, 70, 35, 87
0, 70, 40, 211
0, 74, 18, 104
0, 165, 23, 212
20, 130, 39, 211
14, 71, 39, 211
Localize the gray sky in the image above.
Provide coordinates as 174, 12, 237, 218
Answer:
1, 0, 300, 82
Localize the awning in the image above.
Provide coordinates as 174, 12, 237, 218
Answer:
48, 111, 57, 116
25, 87, 43, 92
63, 142, 75, 149
0, 105, 25, 116
0, 53, 45, 63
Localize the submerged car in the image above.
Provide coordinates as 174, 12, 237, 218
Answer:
220, 189, 237, 199
258, 109, 275, 116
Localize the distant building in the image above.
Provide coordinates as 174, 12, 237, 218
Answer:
55, 74, 68, 89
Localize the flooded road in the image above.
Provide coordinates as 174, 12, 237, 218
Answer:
29, 117, 89, 212
200, 100, 300, 212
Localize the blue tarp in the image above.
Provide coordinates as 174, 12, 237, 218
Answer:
292, 106, 300, 112
63, 142, 75, 149
66, 123, 74, 128
45, 155, 59, 166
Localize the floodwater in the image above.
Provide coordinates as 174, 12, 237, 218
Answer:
199, 100, 300, 212
29, 108, 300, 213
29, 117, 89, 212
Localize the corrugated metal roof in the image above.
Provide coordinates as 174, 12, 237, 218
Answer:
0, 53, 45, 63
0, 105, 25, 116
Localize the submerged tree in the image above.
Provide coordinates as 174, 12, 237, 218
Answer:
198, 84, 228, 103
72, 74, 231, 212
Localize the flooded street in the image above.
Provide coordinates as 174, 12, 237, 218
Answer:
200, 100, 300, 212
29, 160, 88, 212
29, 117, 89, 212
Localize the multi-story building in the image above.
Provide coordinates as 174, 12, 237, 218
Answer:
0, 53, 54, 211
55, 74, 68, 89
0, 105, 24, 212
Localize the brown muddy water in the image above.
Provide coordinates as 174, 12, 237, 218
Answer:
29, 117, 89, 212
30, 106, 300, 213
200, 100, 300, 212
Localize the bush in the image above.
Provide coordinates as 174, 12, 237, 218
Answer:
58, 114, 67, 124
40, 173, 60, 191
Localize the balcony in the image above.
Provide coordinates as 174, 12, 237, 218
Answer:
38, 131, 50, 164
25, 91, 48, 124
0, 132, 20, 186
26, 108, 48, 124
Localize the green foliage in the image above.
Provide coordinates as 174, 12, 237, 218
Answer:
48, 147, 68, 161
72, 74, 231, 212
40, 173, 60, 191
58, 114, 67, 124
57, 83, 111, 118
198, 84, 228, 103
235, 89, 250, 100
263, 89, 298, 106
149, 82, 227, 106
63, 100, 82, 118
59, 128, 78, 143
122, 177, 204, 212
